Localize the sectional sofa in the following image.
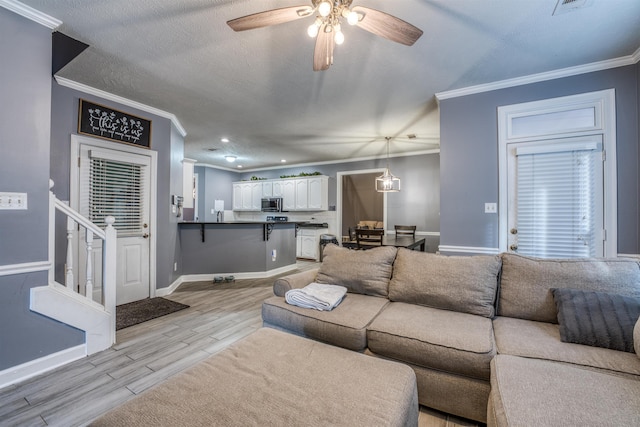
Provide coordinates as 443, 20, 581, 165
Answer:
262, 245, 640, 425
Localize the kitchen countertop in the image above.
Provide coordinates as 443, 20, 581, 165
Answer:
178, 221, 297, 225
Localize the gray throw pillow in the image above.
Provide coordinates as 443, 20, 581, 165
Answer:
388, 250, 501, 318
316, 245, 397, 297
551, 288, 640, 353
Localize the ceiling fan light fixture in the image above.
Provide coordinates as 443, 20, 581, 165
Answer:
307, 23, 320, 37
225, 155, 237, 163
334, 24, 345, 44
318, 1, 332, 17
346, 10, 359, 25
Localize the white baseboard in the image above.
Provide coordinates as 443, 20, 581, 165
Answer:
438, 245, 500, 255
0, 344, 85, 390
161, 264, 299, 295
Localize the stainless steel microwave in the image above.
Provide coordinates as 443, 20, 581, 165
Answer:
261, 197, 282, 212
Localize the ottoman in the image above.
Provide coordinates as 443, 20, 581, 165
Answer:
91, 328, 418, 426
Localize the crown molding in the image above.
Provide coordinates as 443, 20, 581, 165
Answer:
436, 48, 640, 101
0, 0, 61, 29
54, 76, 187, 137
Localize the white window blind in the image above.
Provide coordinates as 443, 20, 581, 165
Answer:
90, 158, 144, 235
515, 143, 602, 258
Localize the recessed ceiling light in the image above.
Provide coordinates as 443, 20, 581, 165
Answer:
281, 159, 287, 163
225, 155, 237, 163
237, 165, 243, 168
221, 138, 230, 143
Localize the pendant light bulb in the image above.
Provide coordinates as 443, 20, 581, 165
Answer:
307, 23, 319, 38
334, 24, 344, 45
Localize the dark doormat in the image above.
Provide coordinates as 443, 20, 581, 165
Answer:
116, 297, 189, 330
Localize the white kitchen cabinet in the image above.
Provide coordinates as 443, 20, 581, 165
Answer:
232, 182, 263, 211
296, 227, 328, 261
233, 176, 328, 211
232, 183, 243, 210
281, 180, 296, 211
307, 176, 328, 210
262, 182, 273, 197
272, 181, 283, 197
294, 179, 309, 210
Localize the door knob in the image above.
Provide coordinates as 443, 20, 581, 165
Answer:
143, 233, 149, 239
510, 228, 518, 234
509, 244, 518, 251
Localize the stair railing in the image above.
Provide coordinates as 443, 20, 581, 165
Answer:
48, 180, 117, 324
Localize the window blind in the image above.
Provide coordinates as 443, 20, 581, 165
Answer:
515, 145, 602, 258
90, 158, 144, 234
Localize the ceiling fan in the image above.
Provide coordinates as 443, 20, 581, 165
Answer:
227, 0, 423, 71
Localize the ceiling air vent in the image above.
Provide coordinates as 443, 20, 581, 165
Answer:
553, 0, 594, 15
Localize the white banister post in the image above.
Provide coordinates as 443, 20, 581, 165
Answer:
65, 217, 75, 289
85, 229, 94, 300
48, 180, 55, 284
103, 216, 117, 344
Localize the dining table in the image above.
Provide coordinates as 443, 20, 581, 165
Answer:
380, 235, 426, 251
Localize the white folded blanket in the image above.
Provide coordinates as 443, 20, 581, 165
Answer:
285, 283, 347, 311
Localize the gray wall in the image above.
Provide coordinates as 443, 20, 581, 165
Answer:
195, 166, 236, 222
439, 64, 640, 254
50, 81, 184, 290
0, 9, 84, 370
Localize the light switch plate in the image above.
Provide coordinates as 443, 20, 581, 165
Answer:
484, 202, 497, 213
0, 192, 28, 210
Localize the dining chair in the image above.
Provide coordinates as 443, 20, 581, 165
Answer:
355, 228, 384, 249
394, 225, 416, 238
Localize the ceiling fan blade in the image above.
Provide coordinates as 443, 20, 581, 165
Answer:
352, 6, 423, 46
313, 24, 335, 71
227, 6, 314, 32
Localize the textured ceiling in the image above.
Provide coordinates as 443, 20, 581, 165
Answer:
19, 0, 640, 170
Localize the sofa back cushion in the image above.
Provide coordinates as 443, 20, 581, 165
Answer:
316, 245, 397, 297
388, 249, 502, 318
498, 253, 640, 323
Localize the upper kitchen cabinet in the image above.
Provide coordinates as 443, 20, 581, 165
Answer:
232, 181, 263, 211
232, 176, 328, 212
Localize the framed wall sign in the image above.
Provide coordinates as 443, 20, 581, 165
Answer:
78, 99, 152, 148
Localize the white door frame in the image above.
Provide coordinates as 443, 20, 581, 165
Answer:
70, 134, 158, 299
336, 168, 387, 240
497, 89, 617, 256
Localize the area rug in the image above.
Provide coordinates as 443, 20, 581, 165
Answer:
116, 297, 189, 330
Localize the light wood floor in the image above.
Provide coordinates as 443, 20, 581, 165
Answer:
0, 261, 482, 427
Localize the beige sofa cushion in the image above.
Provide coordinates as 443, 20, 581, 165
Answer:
389, 250, 501, 318
315, 244, 397, 297
368, 302, 496, 380
498, 254, 640, 323
262, 294, 389, 351
493, 316, 640, 378
489, 355, 640, 427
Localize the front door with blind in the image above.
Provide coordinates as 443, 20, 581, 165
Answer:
498, 89, 616, 258
75, 140, 153, 305
507, 136, 604, 258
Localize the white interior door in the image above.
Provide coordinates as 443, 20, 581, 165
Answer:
507, 136, 604, 258
78, 144, 151, 305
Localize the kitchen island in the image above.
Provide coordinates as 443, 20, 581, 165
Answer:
178, 221, 298, 278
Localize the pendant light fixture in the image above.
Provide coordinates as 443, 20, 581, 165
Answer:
375, 137, 401, 192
